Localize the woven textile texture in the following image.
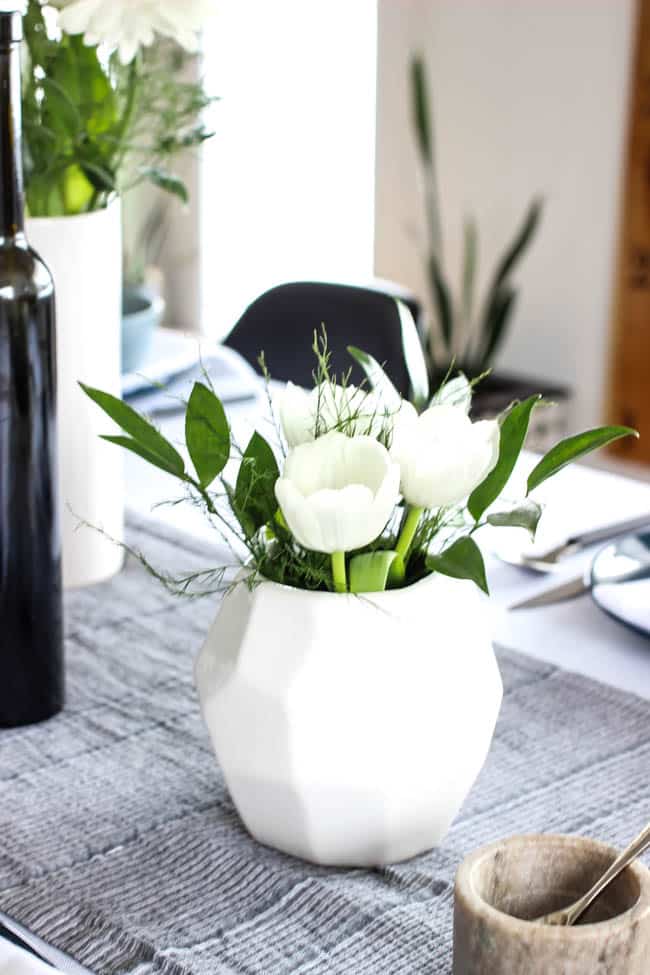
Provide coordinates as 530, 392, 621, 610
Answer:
1, 516, 649, 974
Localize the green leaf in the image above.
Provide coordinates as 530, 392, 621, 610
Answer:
100, 435, 184, 478
428, 254, 454, 351
491, 198, 543, 293
468, 395, 541, 522
396, 300, 429, 409
347, 346, 402, 411
234, 431, 280, 537
349, 551, 399, 594
460, 217, 478, 328
477, 285, 517, 371
410, 56, 432, 164
487, 499, 543, 536
141, 167, 189, 203
427, 537, 489, 595
474, 198, 541, 371
527, 426, 639, 495
185, 382, 230, 488
80, 383, 185, 476
431, 372, 472, 413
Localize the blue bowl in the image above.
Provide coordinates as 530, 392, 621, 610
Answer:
121, 285, 165, 374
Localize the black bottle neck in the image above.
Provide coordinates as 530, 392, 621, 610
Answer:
0, 36, 25, 240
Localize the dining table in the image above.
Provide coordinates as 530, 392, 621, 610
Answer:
2, 356, 649, 974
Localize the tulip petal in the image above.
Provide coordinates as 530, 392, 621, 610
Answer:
275, 432, 401, 554
275, 478, 326, 551
392, 405, 500, 510
279, 382, 314, 447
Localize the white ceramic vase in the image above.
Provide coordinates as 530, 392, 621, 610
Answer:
195, 572, 503, 867
27, 203, 124, 589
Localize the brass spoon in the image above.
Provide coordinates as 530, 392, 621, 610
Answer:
537, 822, 650, 926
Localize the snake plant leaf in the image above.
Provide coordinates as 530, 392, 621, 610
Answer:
80, 382, 185, 476
491, 198, 543, 293
428, 254, 454, 352
347, 346, 402, 411
468, 395, 541, 522
527, 426, 639, 495
185, 382, 230, 487
350, 551, 399, 594
430, 373, 472, 413
410, 55, 432, 164
460, 217, 478, 329
396, 299, 429, 409
427, 536, 489, 594
234, 431, 280, 537
479, 284, 517, 370
487, 499, 543, 537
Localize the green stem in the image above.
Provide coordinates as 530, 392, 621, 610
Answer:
395, 506, 423, 564
331, 550, 347, 593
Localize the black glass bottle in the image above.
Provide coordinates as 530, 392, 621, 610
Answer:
0, 10, 63, 726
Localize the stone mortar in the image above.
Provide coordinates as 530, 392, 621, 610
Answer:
453, 833, 650, 974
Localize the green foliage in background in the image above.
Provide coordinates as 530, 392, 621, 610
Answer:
410, 55, 542, 378
22, 0, 214, 217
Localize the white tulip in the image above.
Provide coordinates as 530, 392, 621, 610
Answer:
391, 404, 500, 509
56, 0, 215, 64
274, 432, 401, 555
278, 381, 401, 448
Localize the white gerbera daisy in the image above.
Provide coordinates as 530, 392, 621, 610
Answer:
55, 0, 215, 65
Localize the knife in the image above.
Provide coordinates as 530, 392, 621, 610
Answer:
509, 572, 589, 610
510, 553, 650, 611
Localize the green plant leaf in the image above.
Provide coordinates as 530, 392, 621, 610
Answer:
427, 537, 489, 594
234, 431, 280, 537
410, 56, 432, 164
491, 198, 543, 293
141, 167, 189, 203
468, 395, 541, 521
430, 372, 472, 413
428, 254, 454, 351
477, 285, 517, 372
349, 551, 399, 594
80, 382, 185, 475
527, 426, 639, 495
100, 435, 184, 478
347, 346, 402, 411
474, 198, 541, 371
487, 499, 543, 536
460, 217, 478, 328
185, 382, 230, 488
396, 299, 429, 409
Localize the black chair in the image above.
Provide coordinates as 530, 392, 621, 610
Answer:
223, 280, 424, 396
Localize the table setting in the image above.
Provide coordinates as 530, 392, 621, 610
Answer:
3, 312, 650, 973
2, 2, 650, 973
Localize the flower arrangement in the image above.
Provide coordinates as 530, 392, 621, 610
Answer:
410, 55, 542, 377
80, 331, 637, 597
21, 0, 215, 216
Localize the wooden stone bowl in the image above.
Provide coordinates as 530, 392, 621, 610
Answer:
453, 833, 650, 974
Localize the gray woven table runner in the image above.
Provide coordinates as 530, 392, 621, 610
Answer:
1, 516, 649, 975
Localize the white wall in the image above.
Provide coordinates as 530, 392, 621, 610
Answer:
199, 0, 377, 339
375, 0, 636, 429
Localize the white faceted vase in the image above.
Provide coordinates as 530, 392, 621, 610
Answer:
196, 573, 502, 867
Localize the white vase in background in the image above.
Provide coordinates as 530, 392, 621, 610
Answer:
27, 203, 124, 588
195, 573, 503, 867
